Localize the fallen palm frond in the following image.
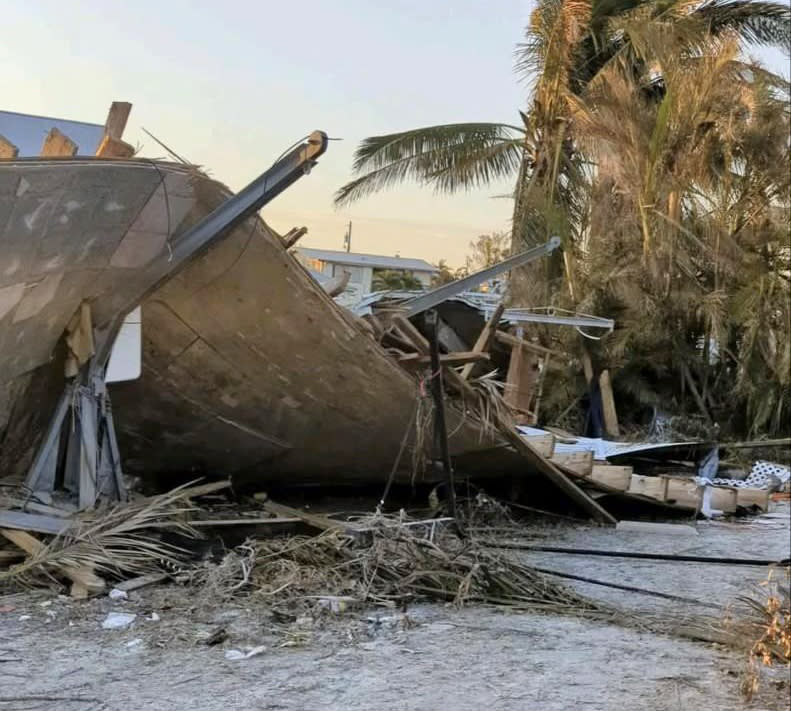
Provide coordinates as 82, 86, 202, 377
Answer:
193, 513, 601, 616
734, 569, 791, 700
0, 484, 202, 591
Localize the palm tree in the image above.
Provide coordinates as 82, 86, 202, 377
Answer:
371, 270, 425, 291
335, 0, 789, 303
566, 23, 790, 434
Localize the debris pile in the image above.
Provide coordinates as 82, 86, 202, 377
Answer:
191, 514, 600, 616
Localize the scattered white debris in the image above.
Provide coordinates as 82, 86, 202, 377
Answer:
39, 600, 52, 607
224, 645, 266, 660
18, 615, 31, 621
317, 596, 356, 613
108, 588, 128, 601
126, 638, 143, 649
148, 612, 160, 622
101, 612, 137, 630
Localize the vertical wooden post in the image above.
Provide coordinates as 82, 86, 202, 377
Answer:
0, 135, 18, 159
96, 101, 135, 158
40, 128, 78, 157
599, 369, 620, 437
103, 101, 132, 140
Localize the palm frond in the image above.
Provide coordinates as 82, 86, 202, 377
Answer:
1, 485, 202, 590
334, 123, 525, 206
691, 0, 791, 50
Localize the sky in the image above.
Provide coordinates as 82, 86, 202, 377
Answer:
2, 1, 788, 268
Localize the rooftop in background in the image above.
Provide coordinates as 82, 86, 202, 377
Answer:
294, 247, 437, 273
0, 109, 105, 156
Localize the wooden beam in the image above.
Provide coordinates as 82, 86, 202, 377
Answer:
460, 303, 506, 380
524, 433, 555, 458
95, 134, 135, 158
282, 226, 308, 249
103, 101, 132, 140
550, 451, 593, 477
494, 330, 561, 357
403, 351, 490, 367
262, 500, 360, 535
40, 127, 78, 157
391, 315, 430, 354
0, 528, 105, 596
0, 135, 19, 159
589, 464, 632, 491
599, 369, 620, 437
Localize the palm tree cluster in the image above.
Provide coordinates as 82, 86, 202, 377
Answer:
336, 0, 790, 437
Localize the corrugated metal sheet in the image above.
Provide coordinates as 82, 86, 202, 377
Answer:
518, 426, 709, 462
0, 110, 104, 156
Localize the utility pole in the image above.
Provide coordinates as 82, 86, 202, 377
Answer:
343, 221, 352, 252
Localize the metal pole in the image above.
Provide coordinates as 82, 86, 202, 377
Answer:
402, 237, 561, 318
425, 310, 459, 526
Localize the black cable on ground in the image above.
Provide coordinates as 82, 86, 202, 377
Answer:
530, 566, 719, 608
480, 542, 790, 567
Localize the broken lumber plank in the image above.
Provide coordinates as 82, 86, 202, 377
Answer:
494, 331, 561, 357
177, 480, 232, 499
627, 474, 667, 501
95, 134, 135, 158
460, 302, 506, 380
524, 434, 555, 458
710, 486, 738, 513
282, 226, 308, 249
662, 476, 703, 509
262, 501, 360, 534
103, 101, 132, 140
114, 572, 168, 593
0, 135, 19, 159
735, 487, 770, 511
40, 127, 78, 157
0, 528, 105, 595
599, 369, 620, 437
588, 464, 632, 491
405, 351, 490, 367
0, 510, 70, 535
550, 451, 593, 477
391, 315, 430, 354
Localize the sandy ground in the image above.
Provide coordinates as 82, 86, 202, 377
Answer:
1, 505, 788, 711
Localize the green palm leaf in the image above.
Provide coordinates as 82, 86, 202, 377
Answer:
334, 123, 525, 206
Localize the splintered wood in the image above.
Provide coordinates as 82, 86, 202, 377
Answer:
40, 128, 78, 157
